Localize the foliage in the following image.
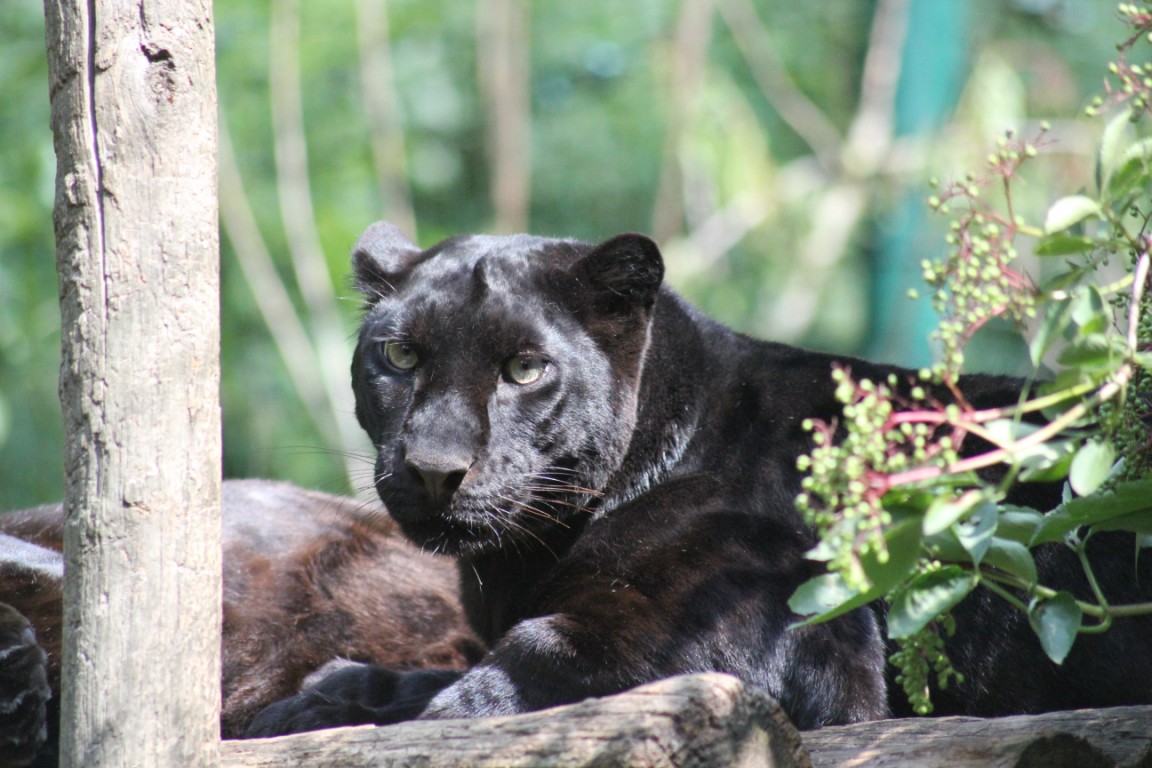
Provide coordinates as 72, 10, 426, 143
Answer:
792, 4, 1152, 715
0, 1, 1133, 508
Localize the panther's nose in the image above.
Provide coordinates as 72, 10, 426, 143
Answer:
405, 454, 468, 506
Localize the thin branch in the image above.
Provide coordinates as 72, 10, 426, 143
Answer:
269, 0, 338, 318
843, 0, 911, 175
650, 0, 715, 242
762, 181, 868, 340
761, 0, 911, 341
268, 0, 370, 488
217, 121, 338, 449
713, 0, 842, 174
354, 0, 418, 238
667, 189, 775, 277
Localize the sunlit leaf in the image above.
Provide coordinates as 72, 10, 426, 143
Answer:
788, 572, 869, 622
1069, 286, 1110, 336
1097, 108, 1134, 192
1028, 592, 1082, 664
1018, 438, 1076, 483
1043, 195, 1100, 234
1033, 479, 1152, 544
922, 491, 981, 536
1106, 137, 1152, 201
1068, 439, 1116, 497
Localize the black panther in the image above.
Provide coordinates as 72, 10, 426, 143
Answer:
248, 223, 1152, 736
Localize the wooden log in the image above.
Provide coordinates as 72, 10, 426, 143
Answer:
803, 704, 1152, 768
42, 0, 221, 764
222, 673, 812, 768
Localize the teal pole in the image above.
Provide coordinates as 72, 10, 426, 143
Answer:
864, 0, 969, 367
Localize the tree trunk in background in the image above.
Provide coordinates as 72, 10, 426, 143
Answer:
651, 0, 715, 243
355, 0, 418, 240
478, 0, 531, 233
43, 0, 222, 764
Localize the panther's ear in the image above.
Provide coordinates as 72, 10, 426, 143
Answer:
573, 233, 664, 314
351, 221, 424, 299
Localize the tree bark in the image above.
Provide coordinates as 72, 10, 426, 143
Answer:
43, 0, 222, 765
803, 704, 1152, 768
222, 673, 811, 768
221, 670, 1152, 768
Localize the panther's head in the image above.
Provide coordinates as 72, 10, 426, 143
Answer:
350, 222, 664, 556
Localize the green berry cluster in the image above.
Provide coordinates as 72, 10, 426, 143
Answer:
1111, 247, 1152, 480
1086, 4, 1152, 119
923, 130, 1043, 380
796, 368, 960, 589
889, 613, 963, 715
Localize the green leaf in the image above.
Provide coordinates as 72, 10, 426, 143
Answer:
922, 492, 981, 536
1028, 592, 1082, 664
1106, 136, 1152, 201
924, 528, 968, 562
790, 517, 923, 626
955, 501, 998, 565
864, 515, 925, 587
1029, 297, 1073, 367
1039, 267, 1090, 294
1056, 334, 1123, 371
1033, 479, 1152, 544
1094, 509, 1152, 535
1043, 195, 1101, 234
984, 537, 1037, 584
1068, 440, 1116, 497
1097, 108, 1134, 192
887, 567, 976, 639
1018, 438, 1076, 483
788, 572, 870, 621
1033, 234, 1097, 257
996, 506, 1045, 545
1069, 286, 1111, 336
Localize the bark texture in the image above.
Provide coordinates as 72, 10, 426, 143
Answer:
804, 704, 1152, 768
222, 673, 812, 768
223, 671, 1152, 768
43, 0, 221, 765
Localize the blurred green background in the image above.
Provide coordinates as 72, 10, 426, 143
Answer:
0, 0, 1123, 508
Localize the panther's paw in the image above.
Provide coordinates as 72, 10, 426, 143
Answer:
245, 664, 462, 738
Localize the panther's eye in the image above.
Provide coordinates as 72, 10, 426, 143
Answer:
383, 341, 420, 370
503, 354, 547, 385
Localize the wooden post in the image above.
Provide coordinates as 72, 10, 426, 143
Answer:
43, 0, 222, 765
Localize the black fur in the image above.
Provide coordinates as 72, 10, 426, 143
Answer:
247, 225, 1152, 737
0, 602, 50, 767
